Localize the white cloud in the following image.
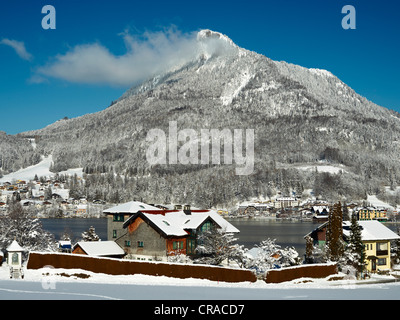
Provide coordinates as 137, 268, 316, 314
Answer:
0, 38, 33, 61
34, 28, 200, 87
33, 28, 239, 87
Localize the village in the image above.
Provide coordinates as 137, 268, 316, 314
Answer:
0, 176, 398, 224
0, 177, 105, 218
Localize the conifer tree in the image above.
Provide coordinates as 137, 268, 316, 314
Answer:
347, 214, 366, 278
326, 201, 344, 262
81, 226, 100, 242
305, 235, 314, 264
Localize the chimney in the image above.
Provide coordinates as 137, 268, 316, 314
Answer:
183, 204, 191, 215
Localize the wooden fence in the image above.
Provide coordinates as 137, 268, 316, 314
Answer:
264, 263, 338, 283
27, 252, 257, 283
27, 252, 337, 284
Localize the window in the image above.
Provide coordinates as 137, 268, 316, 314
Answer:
124, 240, 131, 247
137, 241, 144, 248
187, 239, 196, 254
201, 221, 212, 232
377, 242, 388, 256
377, 242, 388, 251
11, 253, 19, 265
112, 230, 117, 238
378, 258, 387, 266
173, 241, 183, 250
113, 214, 124, 222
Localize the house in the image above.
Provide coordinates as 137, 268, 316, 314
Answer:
343, 220, 399, 272
306, 220, 400, 273
274, 197, 300, 209
104, 201, 163, 241
76, 204, 87, 215
72, 241, 125, 258
104, 201, 239, 261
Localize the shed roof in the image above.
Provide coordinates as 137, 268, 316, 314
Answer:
74, 241, 125, 257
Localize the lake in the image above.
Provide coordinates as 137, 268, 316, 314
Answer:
227, 219, 315, 256
40, 217, 399, 258
40, 218, 108, 243
40, 217, 315, 256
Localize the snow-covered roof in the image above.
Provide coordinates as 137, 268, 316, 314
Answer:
307, 220, 400, 241
7, 240, 25, 252
343, 220, 400, 241
128, 210, 239, 237
142, 213, 189, 236
103, 201, 162, 214
74, 241, 125, 257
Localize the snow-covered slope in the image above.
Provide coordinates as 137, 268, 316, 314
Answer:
0, 156, 53, 183
0, 155, 83, 183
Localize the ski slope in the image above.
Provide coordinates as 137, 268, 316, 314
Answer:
0, 155, 83, 183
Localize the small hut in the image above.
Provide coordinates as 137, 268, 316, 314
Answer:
7, 240, 25, 279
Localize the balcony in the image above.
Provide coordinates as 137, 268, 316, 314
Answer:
376, 250, 388, 256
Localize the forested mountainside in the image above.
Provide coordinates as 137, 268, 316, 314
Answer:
2, 30, 400, 208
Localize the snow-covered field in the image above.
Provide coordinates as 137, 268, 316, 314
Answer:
0, 155, 83, 183
1, 264, 400, 300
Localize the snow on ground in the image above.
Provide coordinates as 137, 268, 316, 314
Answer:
294, 163, 348, 174
366, 194, 396, 210
0, 156, 54, 183
1, 263, 400, 300
0, 155, 83, 183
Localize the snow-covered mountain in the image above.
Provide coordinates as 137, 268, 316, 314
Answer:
3, 30, 400, 207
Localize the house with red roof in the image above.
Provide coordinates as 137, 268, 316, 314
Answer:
104, 201, 239, 261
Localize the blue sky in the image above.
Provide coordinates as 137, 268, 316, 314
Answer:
0, 0, 399, 134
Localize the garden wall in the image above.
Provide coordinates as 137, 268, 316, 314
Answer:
265, 263, 337, 283
27, 252, 257, 283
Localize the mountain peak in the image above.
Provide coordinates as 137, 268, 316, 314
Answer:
196, 29, 239, 59
197, 29, 236, 45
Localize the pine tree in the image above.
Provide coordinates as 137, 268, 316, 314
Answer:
305, 235, 314, 264
81, 226, 100, 242
347, 214, 366, 279
326, 201, 345, 262
342, 201, 350, 221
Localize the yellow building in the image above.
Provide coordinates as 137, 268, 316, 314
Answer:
357, 207, 387, 221
343, 220, 400, 272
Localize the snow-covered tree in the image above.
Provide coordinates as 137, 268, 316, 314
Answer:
343, 214, 366, 278
81, 226, 100, 242
253, 238, 280, 272
0, 201, 56, 252
247, 238, 300, 276
195, 228, 239, 266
